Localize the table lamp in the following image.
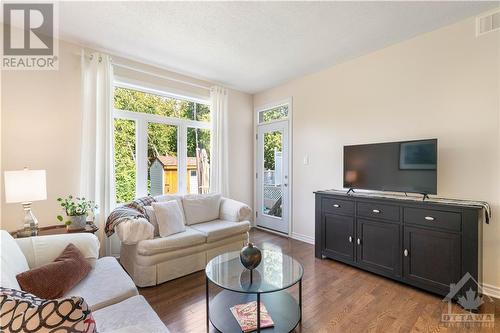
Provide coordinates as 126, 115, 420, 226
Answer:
4, 168, 47, 236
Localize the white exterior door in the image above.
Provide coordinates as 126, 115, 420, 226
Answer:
256, 120, 289, 234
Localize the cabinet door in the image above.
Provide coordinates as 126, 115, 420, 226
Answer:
403, 226, 461, 295
323, 214, 355, 262
356, 219, 401, 278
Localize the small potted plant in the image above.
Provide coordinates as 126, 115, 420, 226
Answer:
57, 195, 97, 230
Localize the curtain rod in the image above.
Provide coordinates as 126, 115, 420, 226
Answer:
112, 62, 211, 91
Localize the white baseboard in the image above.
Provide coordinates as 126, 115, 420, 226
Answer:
254, 226, 315, 245
253, 225, 288, 237
291, 232, 315, 245
482, 283, 500, 299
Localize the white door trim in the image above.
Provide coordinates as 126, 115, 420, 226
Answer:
256, 121, 289, 233
254, 98, 293, 237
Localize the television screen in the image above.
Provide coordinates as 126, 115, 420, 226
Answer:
343, 139, 437, 195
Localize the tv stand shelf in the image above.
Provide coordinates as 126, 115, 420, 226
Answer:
314, 190, 485, 298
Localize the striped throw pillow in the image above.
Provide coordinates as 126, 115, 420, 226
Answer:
0, 287, 96, 332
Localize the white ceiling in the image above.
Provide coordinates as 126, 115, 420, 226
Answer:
57, 1, 498, 93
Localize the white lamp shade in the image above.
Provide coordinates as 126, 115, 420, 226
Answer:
4, 169, 47, 203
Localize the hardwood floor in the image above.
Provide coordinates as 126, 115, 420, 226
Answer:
140, 229, 500, 333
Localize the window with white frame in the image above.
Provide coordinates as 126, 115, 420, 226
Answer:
113, 84, 211, 204
257, 104, 289, 124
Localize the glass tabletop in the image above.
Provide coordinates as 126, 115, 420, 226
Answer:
205, 250, 303, 294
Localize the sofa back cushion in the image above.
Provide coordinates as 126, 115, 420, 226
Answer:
182, 194, 222, 225
0, 230, 29, 290
15, 233, 100, 269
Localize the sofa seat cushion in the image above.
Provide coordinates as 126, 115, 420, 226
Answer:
190, 220, 251, 243
137, 227, 206, 256
65, 256, 138, 311
93, 295, 169, 333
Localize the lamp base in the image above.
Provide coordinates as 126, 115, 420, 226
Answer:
21, 202, 39, 236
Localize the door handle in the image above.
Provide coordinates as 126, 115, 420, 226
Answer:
284, 183, 288, 187
404, 249, 409, 257
348, 236, 353, 243
372, 209, 381, 214
357, 238, 361, 245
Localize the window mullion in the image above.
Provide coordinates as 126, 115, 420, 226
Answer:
178, 124, 187, 195
136, 119, 148, 197
114, 109, 210, 129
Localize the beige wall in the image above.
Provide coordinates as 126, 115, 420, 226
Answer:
2, 40, 83, 232
254, 15, 500, 289
1, 38, 254, 231
227, 89, 254, 207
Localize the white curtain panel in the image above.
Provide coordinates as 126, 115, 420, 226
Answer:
210, 86, 230, 197
80, 51, 115, 255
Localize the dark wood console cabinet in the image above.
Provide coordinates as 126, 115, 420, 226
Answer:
315, 191, 483, 297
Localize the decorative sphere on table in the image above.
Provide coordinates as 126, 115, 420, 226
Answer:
240, 242, 262, 270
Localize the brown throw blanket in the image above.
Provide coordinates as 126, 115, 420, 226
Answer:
105, 196, 156, 236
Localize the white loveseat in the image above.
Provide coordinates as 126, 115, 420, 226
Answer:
0, 230, 169, 333
115, 194, 252, 287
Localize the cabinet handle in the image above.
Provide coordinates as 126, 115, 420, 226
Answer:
348, 236, 353, 243
372, 209, 381, 214
357, 238, 361, 245
404, 249, 409, 257
424, 216, 435, 221
333, 204, 340, 208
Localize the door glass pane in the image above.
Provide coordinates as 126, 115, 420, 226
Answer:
148, 123, 178, 195
114, 119, 136, 204
259, 105, 288, 123
263, 130, 283, 218
187, 128, 211, 194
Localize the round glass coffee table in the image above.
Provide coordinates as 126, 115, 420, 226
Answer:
205, 250, 303, 332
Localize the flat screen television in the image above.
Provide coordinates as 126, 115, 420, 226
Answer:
343, 139, 437, 195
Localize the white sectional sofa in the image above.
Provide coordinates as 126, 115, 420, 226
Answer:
115, 194, 252, 287
0, 230, 169, 333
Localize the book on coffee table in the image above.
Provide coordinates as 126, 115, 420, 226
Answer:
230, 301, 274, 332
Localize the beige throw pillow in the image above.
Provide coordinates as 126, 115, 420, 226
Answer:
152, 201, 186, 237
144, 206, 159, 237
182, 194, 222, 225
154, 194, 186, 224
